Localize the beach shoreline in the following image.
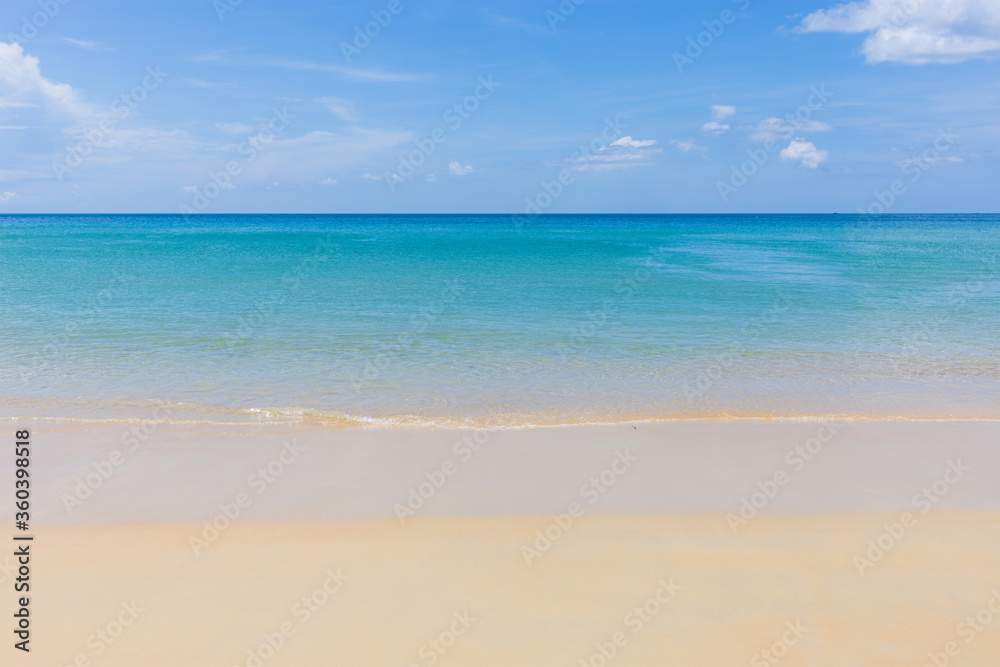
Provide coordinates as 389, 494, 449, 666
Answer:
5, 419, 998, 664
13, 419, 998, 524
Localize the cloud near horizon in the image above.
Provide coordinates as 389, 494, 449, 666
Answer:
670, 139, 707, 153
0, 3, 993, 213
561, 136, 662, 172
448, 161, 475, 176
751, 117, 833, 144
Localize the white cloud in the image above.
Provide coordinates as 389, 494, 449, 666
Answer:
0, 41, 86, 115
448, 161, 475, 176
361, 172, 381, 180
100, 127, 413, 188
701, 121, 730, 135
190, 50, 232, 63
425, 173, 437, 182
320, 97, 357, 122
750, 118, 789, 143
260, 57, 427, 83
895, 154, 963, 167
62, 38, 115, 52
72, 128, 198, 156
794, 120, 834, 132
183, 180, 233, 192
798, 0, 1000, 64
0, 191, 17, 203
487, 12, 546, 33
0, 169, 48, 180
219, 128, 415, 185
780, 139, 829, 168
190, 50, 427, 82
184, 78, 237, 90
711, 105, 736, 120
560, 136, 662, 171
751, 117, 833, 143
610, 136, 657, 149
320, 177, 338, 185
669, 139, 707, 153
215, 122, 255, 134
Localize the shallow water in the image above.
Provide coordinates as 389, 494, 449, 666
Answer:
1, 214, 997, 426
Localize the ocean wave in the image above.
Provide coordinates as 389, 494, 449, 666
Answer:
2, 403, 998, 431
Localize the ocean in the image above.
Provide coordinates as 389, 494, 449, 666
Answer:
1, 214, 997, 427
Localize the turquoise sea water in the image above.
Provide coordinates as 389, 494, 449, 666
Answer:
1, 214, 997, 426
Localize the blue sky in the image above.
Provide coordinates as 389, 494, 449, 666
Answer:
0, 0, 997, 213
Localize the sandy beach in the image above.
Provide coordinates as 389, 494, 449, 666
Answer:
3, 0, 998, 660
6, 420, 1000, 665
